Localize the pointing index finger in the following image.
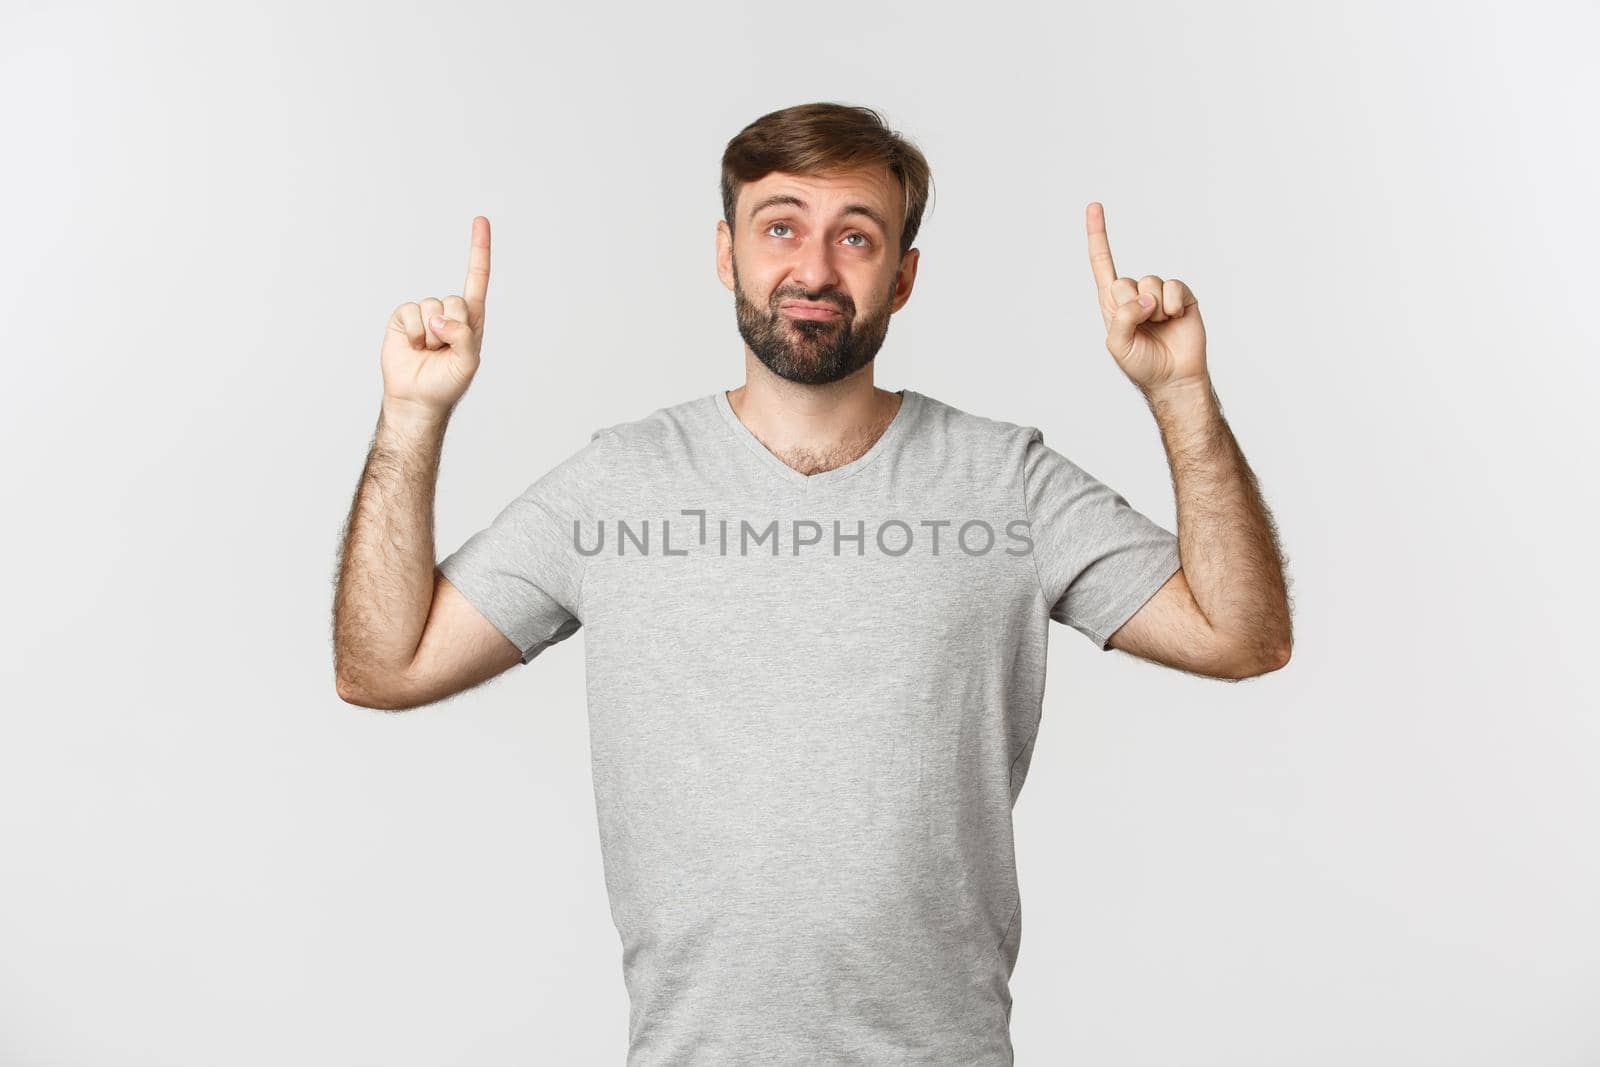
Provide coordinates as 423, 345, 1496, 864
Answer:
1085, 201, 1117, 290
463, 215, 491, 320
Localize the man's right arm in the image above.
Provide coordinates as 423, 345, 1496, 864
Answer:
332, 401, 521, 710
332, 215, 517, 709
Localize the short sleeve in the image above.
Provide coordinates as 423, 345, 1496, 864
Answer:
1022, 428, 1182, 650
437, 429, 615, 665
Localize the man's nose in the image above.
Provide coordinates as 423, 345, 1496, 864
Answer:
788, 235, 842, 296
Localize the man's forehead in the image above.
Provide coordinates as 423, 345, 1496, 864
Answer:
739, 167, 899, 216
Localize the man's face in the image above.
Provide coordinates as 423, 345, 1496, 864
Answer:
716, 167, 920, 386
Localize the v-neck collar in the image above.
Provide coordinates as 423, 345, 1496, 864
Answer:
712, 387, 924, 489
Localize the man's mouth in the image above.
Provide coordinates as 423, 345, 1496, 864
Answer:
780, 302, 844, 321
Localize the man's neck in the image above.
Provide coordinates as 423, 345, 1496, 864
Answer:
725, 358, 903, 477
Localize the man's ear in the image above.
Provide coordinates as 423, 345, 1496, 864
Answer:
889, 247, 920, 314
715, 220, 735, 292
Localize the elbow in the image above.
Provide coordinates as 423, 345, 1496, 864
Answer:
1216, 636, 1292, 681
335, 672, 375, 707
1267, 628, 1294, 672
1248, 645, 1292, 678
335, 663, 416, 711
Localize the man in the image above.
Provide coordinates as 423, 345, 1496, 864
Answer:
332, 102, 1292, 1065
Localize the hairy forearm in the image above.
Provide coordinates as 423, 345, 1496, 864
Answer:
332, 401, 450, 691
1145, 376, 1293, 669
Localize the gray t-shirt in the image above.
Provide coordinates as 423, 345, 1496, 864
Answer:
438, 387, 1181, 1065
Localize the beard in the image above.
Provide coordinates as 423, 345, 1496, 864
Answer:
732, 257, 896, 386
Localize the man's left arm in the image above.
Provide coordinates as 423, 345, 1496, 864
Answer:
1084, 201, 1293, 679
1114, 375, 1294, 678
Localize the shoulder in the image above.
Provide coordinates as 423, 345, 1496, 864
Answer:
907, 389, 1044, 476
538, 393, 723, 502
587, 391, 718, 460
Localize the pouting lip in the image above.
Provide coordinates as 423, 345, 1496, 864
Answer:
779, 300, 845, 316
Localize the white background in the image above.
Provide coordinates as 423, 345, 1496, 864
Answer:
3, 2, 1596, 1064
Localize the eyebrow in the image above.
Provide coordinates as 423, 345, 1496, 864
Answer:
747, 194, 890, 236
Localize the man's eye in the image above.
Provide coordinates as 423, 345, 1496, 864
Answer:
764, 223, 870, 248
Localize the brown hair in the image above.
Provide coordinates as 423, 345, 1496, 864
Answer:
720, 102, 934, 258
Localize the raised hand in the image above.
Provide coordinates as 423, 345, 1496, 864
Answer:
380, 216, 492, 417
1085, 202, 1207, 395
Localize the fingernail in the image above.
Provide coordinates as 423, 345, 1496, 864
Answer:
431, 316, 446, 329
1138, 295, 1154, 309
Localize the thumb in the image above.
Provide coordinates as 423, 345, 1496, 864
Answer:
430, 315, 470, 347
1105, 293, 1158, 354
